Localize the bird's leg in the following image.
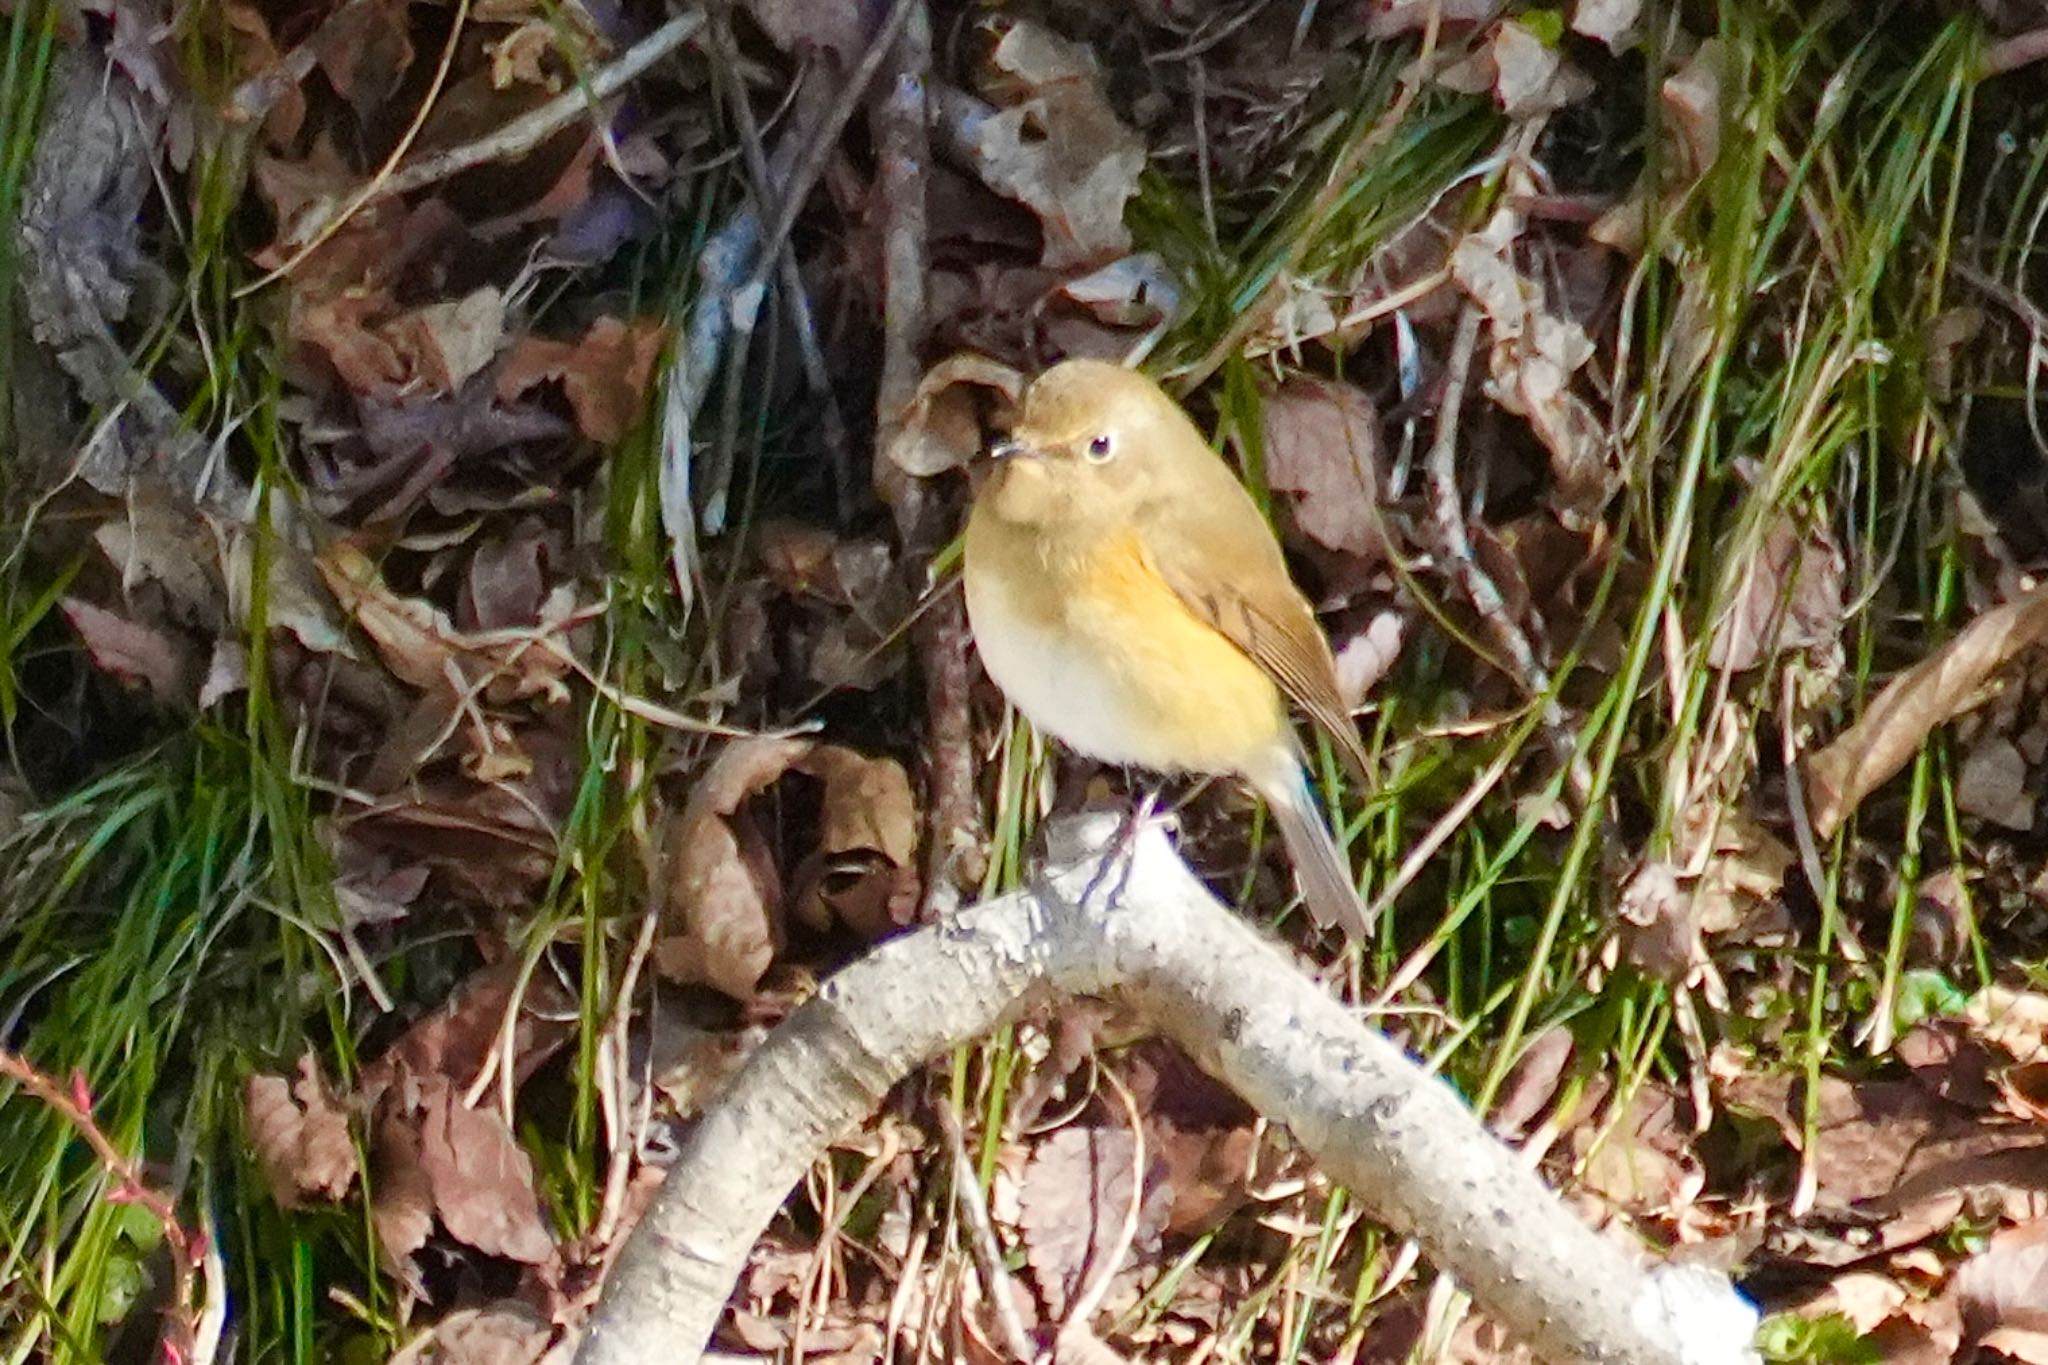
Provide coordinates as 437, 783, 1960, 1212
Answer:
1080, 781, 1165, 909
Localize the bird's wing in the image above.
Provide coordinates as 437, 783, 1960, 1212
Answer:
1149, 531, 1373, 784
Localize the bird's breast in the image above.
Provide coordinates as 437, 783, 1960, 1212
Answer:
962, 510, 1288, 777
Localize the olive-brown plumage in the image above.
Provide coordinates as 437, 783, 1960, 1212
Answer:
963, 358, 1371, 940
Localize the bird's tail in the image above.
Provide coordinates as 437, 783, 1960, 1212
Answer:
1258, 763, 1372, 943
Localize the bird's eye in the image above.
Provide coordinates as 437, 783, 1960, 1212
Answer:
1085, 434, 1115, 462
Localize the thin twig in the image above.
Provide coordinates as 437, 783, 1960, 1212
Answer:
1424, 302, 1590, 799
870, 0, 933, 506
0, 1051, 201, 1362
935, 1098, 1036, 1362
252, 9, 707, 276
710, 22, 856, 523
701, 0, 920, 526
593, 814, 669, 1248
730, 0, 924, 328
240, 0, 475, 294
1057, 1067, 1146, 1347
864, 1, 979, 914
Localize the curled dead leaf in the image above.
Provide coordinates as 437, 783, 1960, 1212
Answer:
967, 22, 1147, 269
657, 736, 815, 999
1807, 583, 2048, 839
1453, 205, 1613, 525
885, 354, 1024, 477
790, 744, 921, 937
245, 1053, 360, 1209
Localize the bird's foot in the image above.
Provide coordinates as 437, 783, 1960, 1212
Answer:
1080, 788, 1165, 910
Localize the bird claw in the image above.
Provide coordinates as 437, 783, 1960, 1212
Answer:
1079, 789, 1165, 910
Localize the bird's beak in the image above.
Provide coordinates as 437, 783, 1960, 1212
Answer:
989, 435, 1024, 460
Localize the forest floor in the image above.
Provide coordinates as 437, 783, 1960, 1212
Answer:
6, 0, 2048, 1361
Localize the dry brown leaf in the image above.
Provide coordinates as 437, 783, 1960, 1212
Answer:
1573, 1082, 1699, 1216
1959, 1219, 2048, 1339
370, 1070, 555, 1270
359, 958, 579, 1100
387, 287, 505, 393
801, 744, 917, 868
415, 1076, 556, 1264
497, 315, 668, 444
94, 496, 226, 629
1452, 206, 1612, 525
790, 744, 920, 937
969, 21, 1146, 269
1663, 38, 1724, 178
1726, 1072, 2048, 1226
1807, 583, 2048, 839
1617, 860, 1708, 985
461, 525, 552, 632
390, 1302, 553, 1365
1791, 1271, 1909, 1335
1968, 987, 2048, 1066
313, 0, 413, 115
1258, 378, 1384, 562
1016, 1123, 1168, 1316
317, 541, 463, 691
1867, 1289, 1966, 1365
220, 522, 355, 657
61, 597, 191, 702
1705, 513, 1845, 674
1897, 1018, 2000, 1111
657, 736, 814, 999
371, 1099, 437, 1274
245, 1053, 360, 1209
885, 353, 1024, 476
1999, 1061, 2048, 1124
1491, 1024, 1576, 1140
350, 753, 571, 908
316, 540, 575, 703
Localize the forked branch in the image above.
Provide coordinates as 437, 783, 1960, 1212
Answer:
577, 814, 1758, 1365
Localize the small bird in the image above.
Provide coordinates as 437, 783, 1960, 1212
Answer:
963, 358, 1372, 940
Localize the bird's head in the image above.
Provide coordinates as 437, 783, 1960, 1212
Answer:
980, 359, 1207, 529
